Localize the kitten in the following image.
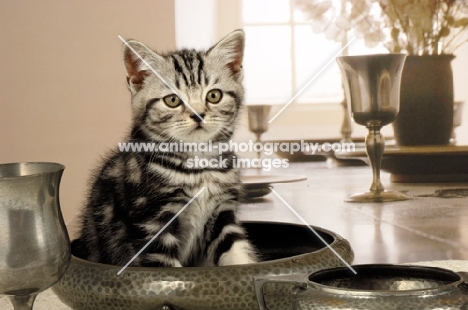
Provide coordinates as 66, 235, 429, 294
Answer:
71, 30, 258, 267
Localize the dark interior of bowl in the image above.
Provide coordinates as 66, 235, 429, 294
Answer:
243, 222, 334, 261
309, 265, 460, 291
72, 221, 335, 263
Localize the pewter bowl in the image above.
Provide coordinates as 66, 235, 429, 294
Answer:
52, 221, 354, 310
255, 264, 468, 310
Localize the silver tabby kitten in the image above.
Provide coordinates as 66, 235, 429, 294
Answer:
71, 30, 258, 267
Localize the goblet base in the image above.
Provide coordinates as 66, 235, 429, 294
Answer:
8, 294, 37, 310
345, 190, 409, 203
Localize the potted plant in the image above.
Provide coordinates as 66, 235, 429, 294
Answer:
295, 0, 468, 145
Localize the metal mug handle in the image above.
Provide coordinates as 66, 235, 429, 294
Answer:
253, 274, 308, 310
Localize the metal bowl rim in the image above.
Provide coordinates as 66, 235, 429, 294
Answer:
68, 221, 347, 272
306, 263, 465, 297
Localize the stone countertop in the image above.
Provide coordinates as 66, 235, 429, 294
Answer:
239, 161, 468, 264
0, 261, 466, 309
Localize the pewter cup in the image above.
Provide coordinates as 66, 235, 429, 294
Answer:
0, 162, 70, 309
247, 105, 271, 161
247, 105, 271, 138
337, 54, 409, 202
254, 264, 468, 310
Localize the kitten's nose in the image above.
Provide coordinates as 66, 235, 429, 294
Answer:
190, 113, 205, 123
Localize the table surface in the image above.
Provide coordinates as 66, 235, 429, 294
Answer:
2, 159, 468, 309
239, 161, 468, 264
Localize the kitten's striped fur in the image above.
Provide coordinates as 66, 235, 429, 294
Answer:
71, 30, 258, 267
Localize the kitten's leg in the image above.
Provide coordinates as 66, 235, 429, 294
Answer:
217, 239, 258, 266
143, 253, 182, 267
138, 226, 183, 267
206, 210, 258, 266
126, 205, 184, 267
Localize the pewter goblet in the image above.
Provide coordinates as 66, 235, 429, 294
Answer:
0, 162, 71, 309
337, 54, 409, 202
247, 105, 271, 160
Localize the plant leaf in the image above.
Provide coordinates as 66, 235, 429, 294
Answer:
439, 26, 451, 37
455, 18, 468, 28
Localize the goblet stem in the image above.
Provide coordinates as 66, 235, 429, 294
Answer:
345, 125, 409, 203
8, 294, 36, 310
366, 126, 385, 194
255, 133, 262, 161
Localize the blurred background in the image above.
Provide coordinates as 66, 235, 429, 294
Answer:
1, 0, 467, 233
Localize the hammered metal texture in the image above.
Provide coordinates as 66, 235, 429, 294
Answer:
293, 265, 468, 310
52, 222, 354, 310
294, 290, 468, 310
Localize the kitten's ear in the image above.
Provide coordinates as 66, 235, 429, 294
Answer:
207, 29, 245, 78
122, 40, 157, 90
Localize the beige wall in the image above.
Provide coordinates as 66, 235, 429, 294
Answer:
0, 1, 176, 231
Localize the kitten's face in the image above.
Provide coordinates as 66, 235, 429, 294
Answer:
123, 30, 245, 143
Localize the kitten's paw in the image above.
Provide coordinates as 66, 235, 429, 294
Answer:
218, 240, 258, 266
144, 253, 183, 267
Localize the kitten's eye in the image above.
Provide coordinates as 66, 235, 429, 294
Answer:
206, 89, 223, 104
163, 94, 182, 108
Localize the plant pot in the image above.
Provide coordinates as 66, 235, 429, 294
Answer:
393, 55, 455, 146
